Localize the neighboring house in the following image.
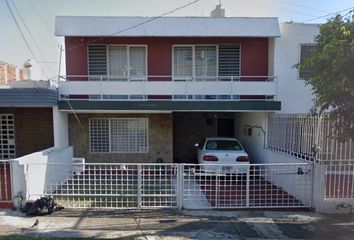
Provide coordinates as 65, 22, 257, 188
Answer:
0, 60, 28, 85
53, 13, 320, 165
0, 80, 57, 159
0, 80, 58, 207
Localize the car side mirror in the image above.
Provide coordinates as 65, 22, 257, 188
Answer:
194, 143, 199, 147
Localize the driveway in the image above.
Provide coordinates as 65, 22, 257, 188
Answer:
1, 208, 354, 239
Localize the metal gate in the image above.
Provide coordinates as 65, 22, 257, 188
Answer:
0, 160, 12, 208
29, 162, 313, 209
183, 163, 313, 209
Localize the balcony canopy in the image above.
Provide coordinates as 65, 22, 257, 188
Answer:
55, 16, 280, 37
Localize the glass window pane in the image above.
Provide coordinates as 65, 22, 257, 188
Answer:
109, 46, 127, 78
129, 47, 146, 77
195, 46, 216, 78
173, 46, 193, 77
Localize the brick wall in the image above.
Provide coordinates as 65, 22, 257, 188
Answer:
0, 61, 25, 84
14, 108, 54, 157
0, 63, 6, 84
68, 113, 173, 163
19, 69, 24, 80
6, 65, 16, 82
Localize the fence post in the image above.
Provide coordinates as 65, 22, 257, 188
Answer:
246, 165, 250, 208
177, 164, 184, 210
137, 165, 142, 208
25, 164, 30, 201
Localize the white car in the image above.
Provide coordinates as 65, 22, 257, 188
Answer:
195, 137, 250, 174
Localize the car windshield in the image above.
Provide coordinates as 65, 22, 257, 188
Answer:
205, 140, 243, 151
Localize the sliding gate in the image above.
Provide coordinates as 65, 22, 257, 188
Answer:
183, 163, 313, 209
32, 162, 313, 209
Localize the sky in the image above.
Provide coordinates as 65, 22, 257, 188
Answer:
0, 0, 353, 80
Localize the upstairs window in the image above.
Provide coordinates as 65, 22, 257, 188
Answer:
195, 46, 217, 79
173, 45, 240, 81
88, 45, 147, 80
299, 44, 315, 79
173, 46, 193, 78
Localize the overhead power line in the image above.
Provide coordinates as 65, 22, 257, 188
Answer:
10, 0, 54, 77
4, 0, 51, 79
64, 0, 202, 54
27, 0, 52, 34
278, 0, 329, 14
303, 6, 354, 23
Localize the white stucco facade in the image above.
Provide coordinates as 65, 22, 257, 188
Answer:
55, 16, 280, 37
275, 23, 320, 114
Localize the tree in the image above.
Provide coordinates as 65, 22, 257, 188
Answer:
296, 13, 354, 140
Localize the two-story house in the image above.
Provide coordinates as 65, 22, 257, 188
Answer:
54, 12, 319, 165
55, 15, 282, 164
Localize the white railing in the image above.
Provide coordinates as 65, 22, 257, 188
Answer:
58, 75, 278, 101
25, 162, 312, 209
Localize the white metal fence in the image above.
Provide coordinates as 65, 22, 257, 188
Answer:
26, 162, 312, 209
268, 114, 354, 164
268, 114, 354, 202
324, 164, 354, 199
0, 160, 12, 207
34, 163, 179, 209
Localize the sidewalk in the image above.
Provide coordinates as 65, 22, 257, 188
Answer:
1, 208, 354, 239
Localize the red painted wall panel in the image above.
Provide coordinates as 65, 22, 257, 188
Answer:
65, 37, 269, 80
65, 38, 88, 79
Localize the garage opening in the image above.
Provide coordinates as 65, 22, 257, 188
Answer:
173, 112, 237, 164
217, 118, 235, 137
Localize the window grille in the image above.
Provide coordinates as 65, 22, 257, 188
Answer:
90, 119, 110, 153
0, 114, 16, 159
218, 45, 240, 77
299, 44, 315, 79
90, 118, 148, 153
88, 45, 107, 76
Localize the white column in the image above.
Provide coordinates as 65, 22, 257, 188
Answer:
52, 106, 69, 147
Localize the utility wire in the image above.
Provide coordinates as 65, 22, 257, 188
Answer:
64, 0, 202, 54
303, 6, 354, 23
252, 0, 319, 18
277, 0, 329, 14
10, 0, 54, 78
27, 0, 52, 34
4, 0, 51, 80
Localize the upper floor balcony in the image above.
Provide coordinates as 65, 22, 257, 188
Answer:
59, 75, 278, 102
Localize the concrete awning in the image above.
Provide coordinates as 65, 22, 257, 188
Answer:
55, 16, 281, 38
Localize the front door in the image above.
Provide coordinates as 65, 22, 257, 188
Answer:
217, 118, 234, 137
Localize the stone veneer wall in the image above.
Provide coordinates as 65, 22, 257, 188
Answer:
68, 113, 173, 163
